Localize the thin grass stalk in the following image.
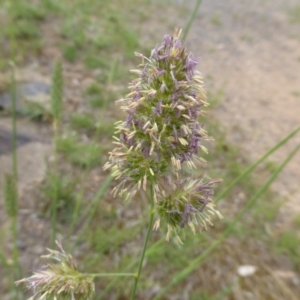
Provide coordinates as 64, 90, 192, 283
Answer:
50, 60, 63, 247
3, 173, 21, 297
153, 143, 300, 300
9, 0, 18, 182
4, 174, 18, 258
88, 273, 135, 278
10, 63, 18, 180
8, 6, 22, 296
182, 0, 202, 42
216, 125, 300, 202
5, 67, 19, 268
8, 62, 19, 271
9, 29, 19, 270
69, 168, 91, 242
130, 184, 155, 300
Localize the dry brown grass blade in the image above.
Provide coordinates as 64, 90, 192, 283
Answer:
264, 265, 299, 300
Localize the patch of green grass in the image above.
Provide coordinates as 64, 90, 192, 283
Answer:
12, 2, 46, 21
288, 4, 300, 24
240, 34, 254, 43
264, 160, 278, 173
88, 87, 119, 109
95, 121, 115, 137
89, 225, 141, 256
70, 113, 97, 132
291, 91, 300, 98
63, 44, 77, 62
208, 46, 217, 53
9, 20, 41, 40
295, 214, 300, 227
207, 89, 224, 107
83, 64, 123, 109
89, 97, 107, 108
84, 55, 109, 69
117, 26, 139, 57
85, 83, 102, 96
190, 284, 233, 300
60, 18, 86, 48
70, 112, 114, 137
22, 98, 53, 122
254, 199, 281, 222
190, 292, 214, 300
275, 231, 300, 266
210, 12, 222, 26
41, 0, 65, 13
92, 35, 113, 50
41, 170, 77, 223
57, 135, 103, 167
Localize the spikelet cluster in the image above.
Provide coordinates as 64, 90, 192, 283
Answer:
104, 29, 222, 239
16, 241, 95, 300
154, 178, 223, 243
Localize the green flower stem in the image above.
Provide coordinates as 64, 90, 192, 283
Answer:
9, 6, 22, 296
9, 65, 20, 270
153, 143, 300, 300
50, 61, 63, 248
182, 0, 202, 42
130, 184, 155, 300
10, 63, 18, 182
11, 215, 18, 264
99, 239, 164, 300
89, 273, 136, 278
51, 120, 59, 248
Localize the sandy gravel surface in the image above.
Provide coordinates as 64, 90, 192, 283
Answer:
181, 0, 300, 226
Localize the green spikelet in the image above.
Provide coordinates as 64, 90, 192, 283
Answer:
4, 173, 18, 218
51, 60, 63, 123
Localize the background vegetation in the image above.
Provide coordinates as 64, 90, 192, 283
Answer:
0, 0, 299, 299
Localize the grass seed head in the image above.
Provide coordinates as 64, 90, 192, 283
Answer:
104, 28, 210, 198
104, 28, 222, 240
16, 241, 95, 300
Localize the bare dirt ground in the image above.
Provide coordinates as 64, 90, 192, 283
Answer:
143, 0, 300, 226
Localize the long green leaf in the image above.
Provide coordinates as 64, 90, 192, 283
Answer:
216, 125, 300, 202
182, 0, 202, 42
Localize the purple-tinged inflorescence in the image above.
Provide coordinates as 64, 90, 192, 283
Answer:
104, 28, 222, 240
155, 178, 223, 243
